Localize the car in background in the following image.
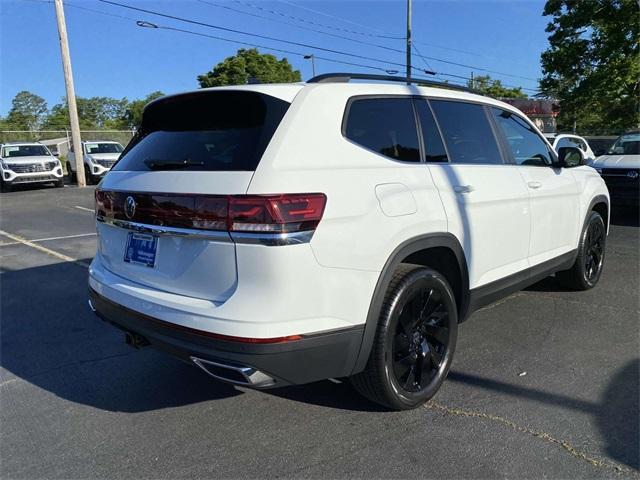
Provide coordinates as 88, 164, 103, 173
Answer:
67, 140, 124, 185
590, 131, 640, 207
0, 142, 64, 192
584, 135, 618, 157
544, 133, 596, 164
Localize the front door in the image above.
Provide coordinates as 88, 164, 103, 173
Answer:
489, 108, 580, 267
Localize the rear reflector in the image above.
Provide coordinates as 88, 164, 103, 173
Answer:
95, 190, 326, 234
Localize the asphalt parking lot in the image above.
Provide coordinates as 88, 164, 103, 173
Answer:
1, 185, 638, 479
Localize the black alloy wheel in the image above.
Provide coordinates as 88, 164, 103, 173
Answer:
391, 286, 450, 392
584, 218, 605, 284
557, 210, 606, 290
351, 264, 458, 410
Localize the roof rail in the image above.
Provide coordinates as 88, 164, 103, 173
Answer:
307, 72, 476, 93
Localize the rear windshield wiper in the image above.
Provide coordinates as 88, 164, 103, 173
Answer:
143, 158, 205, 170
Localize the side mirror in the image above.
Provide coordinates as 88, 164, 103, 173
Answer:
558, 146, 584, 168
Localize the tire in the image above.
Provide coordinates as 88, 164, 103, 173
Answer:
351, 264, 458, 410
53, 178, 65, 188
556, 211, 606, 290
0, 179, 11, 193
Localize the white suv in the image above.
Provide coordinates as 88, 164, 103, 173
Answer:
88, 74, 610, 410
590, 131, 639, 206
67, 140, 124, 185
0, 142, 64, 191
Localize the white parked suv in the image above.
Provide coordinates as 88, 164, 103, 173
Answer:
67, 140, 124, 185
88, 74, 610, 410
543, 133, 596, 164
0, 142, 64, 191
590, 131, 639, 206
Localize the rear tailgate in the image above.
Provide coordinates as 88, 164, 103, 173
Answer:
95, 89, 293, 302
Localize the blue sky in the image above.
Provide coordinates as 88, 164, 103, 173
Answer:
1, 0, 550, 115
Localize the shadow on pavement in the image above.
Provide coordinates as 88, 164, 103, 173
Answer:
1, 259, 241, 413
448, 364, 640, 471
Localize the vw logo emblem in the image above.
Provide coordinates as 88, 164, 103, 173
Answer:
124, 196, 136, 219
627, 171, 639, 180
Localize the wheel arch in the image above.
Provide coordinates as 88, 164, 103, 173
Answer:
351, 233, 469, 375
589, 195, 609, 234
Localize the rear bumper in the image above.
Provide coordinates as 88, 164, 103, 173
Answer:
89, 288, 364, 387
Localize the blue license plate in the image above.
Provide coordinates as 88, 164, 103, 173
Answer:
124, 233, 158, 268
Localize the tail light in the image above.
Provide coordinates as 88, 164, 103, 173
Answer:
95, 190, 327, 235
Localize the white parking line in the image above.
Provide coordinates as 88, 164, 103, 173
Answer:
32, 232, 96, 242
0, 230, 90, 268
0, 232, 96, 247
74, 205, 94, 213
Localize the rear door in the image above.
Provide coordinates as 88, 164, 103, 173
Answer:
419, 99, 531, 289
489, 108, 580, 266
96, 90, 290, 302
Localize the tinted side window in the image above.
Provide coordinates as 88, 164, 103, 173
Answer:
415, 100, 448, 162
345, 98, 420, 162
430, 100, 503, 165
491, 108, 553, 167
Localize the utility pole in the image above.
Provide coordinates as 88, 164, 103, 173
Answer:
406, 0, 412, 84
54, 0, 85, 187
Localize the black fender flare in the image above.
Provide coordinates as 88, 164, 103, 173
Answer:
585, 194, 609, 233
351, 232, 469, 375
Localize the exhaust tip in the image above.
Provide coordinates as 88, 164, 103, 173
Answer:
191, 357, 275, 388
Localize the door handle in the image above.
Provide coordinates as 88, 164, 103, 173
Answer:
527, 181, 542, 189
453, 185, 474, 194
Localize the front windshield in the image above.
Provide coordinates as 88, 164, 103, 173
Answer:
85, 143, 124, 154
1, 145, 50, 158
607, 133, 640, 155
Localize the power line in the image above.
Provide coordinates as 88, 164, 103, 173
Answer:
101, 0, 538, 86
198, 0, 409, 54
137, 21, 403, 75
275, 0, 398, 37
98, 0, 411, 70
69, 1, 538, 93
58, 0, 407, 76
269, 0, 534, 66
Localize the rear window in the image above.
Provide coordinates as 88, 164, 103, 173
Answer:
344, 98, 420, 162
114, 91, 289, 172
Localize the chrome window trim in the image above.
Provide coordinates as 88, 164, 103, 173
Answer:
97, 216, 314, 246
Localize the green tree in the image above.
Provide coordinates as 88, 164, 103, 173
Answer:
43, 96, 129, 130
198, 48, 301, 87
539, 0, 640, 134
468, 75, 527, 98
122, 91, 165, 128
6, 91, 48, 131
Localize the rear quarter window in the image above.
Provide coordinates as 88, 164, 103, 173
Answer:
344, 97, 420, 162
114, 91, 289, 172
